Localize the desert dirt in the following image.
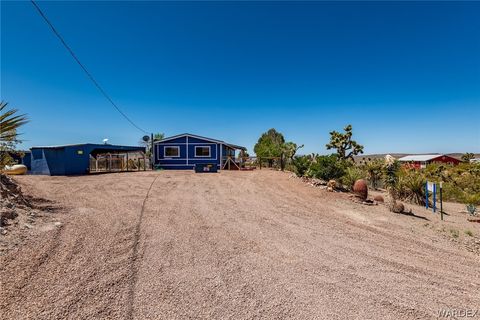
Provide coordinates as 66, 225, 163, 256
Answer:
1, 170, 479, 319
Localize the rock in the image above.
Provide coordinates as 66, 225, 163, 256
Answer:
0, 209, 18, 220
326, 180, 336, 192
373, 195, 384, 203
23, 223, 34, 229
0, 227, 7, 235
54, 222, 62, 228
392, 202, 405, 213
353, 179, 368, 200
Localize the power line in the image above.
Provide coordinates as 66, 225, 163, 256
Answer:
30, 0, 149, 134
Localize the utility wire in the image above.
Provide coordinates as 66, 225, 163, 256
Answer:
30, 0, 149, 134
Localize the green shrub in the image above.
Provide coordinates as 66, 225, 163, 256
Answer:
307, 154, 347, 181
292, 155, 311, 177
362, 159, 383, 189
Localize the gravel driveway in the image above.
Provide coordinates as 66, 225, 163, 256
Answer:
1, 170, 479, 319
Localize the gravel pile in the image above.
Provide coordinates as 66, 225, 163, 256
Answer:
0, 174, 60, 253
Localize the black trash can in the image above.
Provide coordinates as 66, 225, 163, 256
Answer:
194, 163, 218, 173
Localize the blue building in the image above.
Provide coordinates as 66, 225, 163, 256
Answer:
154, 133, 246, 170
30, 143, 145, 175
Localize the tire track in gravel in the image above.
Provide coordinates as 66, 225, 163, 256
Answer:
126, 174, 160, 319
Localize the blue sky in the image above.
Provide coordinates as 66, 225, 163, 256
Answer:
1, 1, 479, 155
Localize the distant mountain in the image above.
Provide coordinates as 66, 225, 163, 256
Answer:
354, 153, 480, 162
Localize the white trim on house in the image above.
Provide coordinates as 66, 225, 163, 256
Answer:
164, 146, 180, 158
153, 133, 245, 150
194, 146, 211, 158
154, 133, 223, 145
153, 142, 217, 146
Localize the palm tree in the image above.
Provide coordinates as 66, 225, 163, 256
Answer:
1, 101, 28, 142
1, 101, 28, 167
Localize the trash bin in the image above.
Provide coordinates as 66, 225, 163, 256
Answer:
194, 163, 218, 173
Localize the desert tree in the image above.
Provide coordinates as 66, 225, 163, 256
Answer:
254, 128, 285, 168
326, 124, 364, 161
461, 152, 475, 163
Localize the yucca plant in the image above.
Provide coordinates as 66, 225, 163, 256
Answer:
1, 101, 28, 166
397, 168, 426, 205
342, 166, 366, 190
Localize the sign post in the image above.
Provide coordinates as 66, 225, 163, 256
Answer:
425, 180, 429, 210
439, 182, 443, 221
426, 181, 437, 213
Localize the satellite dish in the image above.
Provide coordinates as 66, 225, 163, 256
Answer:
142, 135, 150, 142
103, 138, 109, 144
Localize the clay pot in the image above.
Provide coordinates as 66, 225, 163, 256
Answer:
353, 179, 368, 200
373, 195, 384, 203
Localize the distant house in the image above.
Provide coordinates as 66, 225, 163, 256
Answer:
398, 154, 461, 169
153, 133, 246, 170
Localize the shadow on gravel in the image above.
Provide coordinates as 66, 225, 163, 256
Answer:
24, 196, 64, 214
399, 211, 429, 221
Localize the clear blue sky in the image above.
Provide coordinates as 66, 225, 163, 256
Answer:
1, 1, 479, 155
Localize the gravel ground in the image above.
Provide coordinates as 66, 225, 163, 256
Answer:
1, 170, 479, 319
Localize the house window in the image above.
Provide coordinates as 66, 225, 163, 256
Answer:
195, 146, 211, 157
164, 146, 180, 157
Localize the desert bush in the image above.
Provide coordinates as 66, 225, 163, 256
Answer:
307, 154, 347, 181
423, 162, 480, 203
292, 155, 311, 177
396, 168, 426, 205
342, 166, 366, 190
362, 159, 384, 189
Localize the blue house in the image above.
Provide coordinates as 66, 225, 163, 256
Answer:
154, 133, 246, 170
30, 143, 145, 175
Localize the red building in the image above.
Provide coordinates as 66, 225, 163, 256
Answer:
398, 154, 461, 169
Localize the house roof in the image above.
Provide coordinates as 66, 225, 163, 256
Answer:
155, 133, 246, 150
398, 154, 443, 162
31, 143, 144, 151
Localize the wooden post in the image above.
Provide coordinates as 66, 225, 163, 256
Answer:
126, 153, 129, 171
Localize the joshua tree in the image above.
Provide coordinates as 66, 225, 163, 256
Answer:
1, 101, 28, 167
461, 152, 475, 163
383, 155, 403, 213
326, 124, 364, 161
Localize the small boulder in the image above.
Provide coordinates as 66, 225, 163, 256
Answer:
392, 202, 405, 213
0, 209, 17, 220
353, 179, 368, 201
373, 195, 384, 203
327, 180, 336, 192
